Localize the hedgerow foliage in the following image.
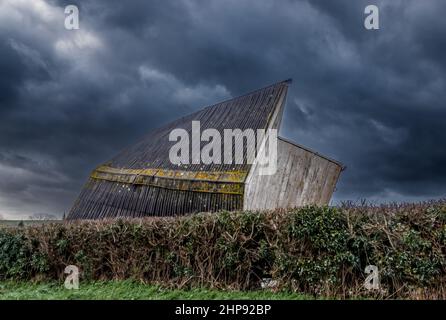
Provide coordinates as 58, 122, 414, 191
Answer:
0, 201, 445, 298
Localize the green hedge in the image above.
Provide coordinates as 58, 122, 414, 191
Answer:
1, 203, 445, 298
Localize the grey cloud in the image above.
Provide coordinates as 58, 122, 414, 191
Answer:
0, 0, 445, 218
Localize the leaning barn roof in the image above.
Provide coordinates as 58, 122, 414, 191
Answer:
68, 80, 291, 219
108, 79, 290, 171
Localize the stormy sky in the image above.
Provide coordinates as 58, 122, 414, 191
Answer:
0, 0, 445, 219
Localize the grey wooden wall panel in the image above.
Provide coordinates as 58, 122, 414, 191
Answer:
244, 138, 342, 210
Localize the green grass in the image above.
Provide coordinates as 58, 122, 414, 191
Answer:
0, 280, 313, 300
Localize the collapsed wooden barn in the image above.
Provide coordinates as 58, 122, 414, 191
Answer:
67, 80, 344, 219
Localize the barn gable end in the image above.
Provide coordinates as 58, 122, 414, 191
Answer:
243, 137, 344, 210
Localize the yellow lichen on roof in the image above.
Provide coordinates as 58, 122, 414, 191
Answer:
90, 165, 247, 195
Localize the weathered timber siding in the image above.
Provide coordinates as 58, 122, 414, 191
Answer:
243, 138, 343, 210
69, 178, 243, 219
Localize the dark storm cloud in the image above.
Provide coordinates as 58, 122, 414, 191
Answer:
0, 0, 445, 218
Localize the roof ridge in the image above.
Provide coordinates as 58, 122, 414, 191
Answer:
168, 79, 292, 123
200, 79, 292, 111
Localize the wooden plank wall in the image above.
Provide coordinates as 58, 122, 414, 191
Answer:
243, 138, 343, 210
68, 179, 243, 219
